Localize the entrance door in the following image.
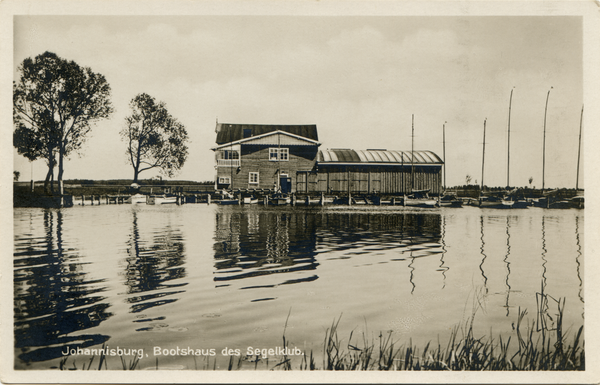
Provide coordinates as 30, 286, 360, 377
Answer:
280, 175, 292, 194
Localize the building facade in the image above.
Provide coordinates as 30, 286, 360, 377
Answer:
213, 123, 443, 195
213, 123, 320, 193
311, 149, 443, 195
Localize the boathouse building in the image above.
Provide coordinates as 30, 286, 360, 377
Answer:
213, 123, 320, 192
213, 123, 443, 195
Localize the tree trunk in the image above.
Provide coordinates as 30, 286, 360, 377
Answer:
44, 165, 52, 195
57, 145, 65, 191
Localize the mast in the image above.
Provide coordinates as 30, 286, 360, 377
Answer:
443, 121, 446, 191
507, 88, 514, 188
481, 118, 487, 192
411, 114, 415, 191
542, 87, 552, 194
576, 104, 583, 191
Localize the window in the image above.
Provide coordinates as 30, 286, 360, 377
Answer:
249, 172, 259, 184
269, 148, 289, 161
218, 176, 231, 184
222, 150, 239, 160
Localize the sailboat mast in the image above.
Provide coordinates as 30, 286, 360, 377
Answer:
542, 87, 552, 194
576, 104, 583, 191
411, 114, 415, 190
481, 118, 487, 191
443, 121, 446, 191
507, 88, 514, 188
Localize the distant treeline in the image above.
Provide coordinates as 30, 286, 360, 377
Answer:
14, 180, 215, 203
447, 185, 583, 199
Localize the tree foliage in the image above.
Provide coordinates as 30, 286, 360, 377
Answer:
13, 51, 113, 193
121, 93, 189, 182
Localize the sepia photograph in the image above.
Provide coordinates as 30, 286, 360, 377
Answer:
2, 0, 599, 383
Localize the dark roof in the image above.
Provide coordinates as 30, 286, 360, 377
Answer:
216, 123, 318, 144
318, 149, 443, 165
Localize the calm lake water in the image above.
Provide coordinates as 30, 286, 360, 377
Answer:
13, 204, 584, 370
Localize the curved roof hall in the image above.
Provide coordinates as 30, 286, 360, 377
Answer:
318, 149, 443, 165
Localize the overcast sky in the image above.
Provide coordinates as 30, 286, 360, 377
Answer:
10, 5, 592, 188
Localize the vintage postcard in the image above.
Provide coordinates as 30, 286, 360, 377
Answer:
1, 0, 599, 383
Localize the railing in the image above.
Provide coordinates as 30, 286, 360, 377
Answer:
217, 159, 241, 167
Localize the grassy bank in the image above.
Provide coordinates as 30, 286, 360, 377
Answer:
54, 291, 584, 371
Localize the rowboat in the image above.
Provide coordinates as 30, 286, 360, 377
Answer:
270, 193, 291, 206
243, 196, 258, 204
147, 195, 177, 205
129, 193, 147, 204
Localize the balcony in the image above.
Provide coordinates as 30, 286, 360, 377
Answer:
217, 159, 241, 167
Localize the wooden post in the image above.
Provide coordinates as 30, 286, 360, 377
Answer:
207, 194, 211, 204
320, 192, 324, 206
306, 195, 310, 206
81, 195, 84, 205
292, 193, 296, 206
348, 192, 352, 206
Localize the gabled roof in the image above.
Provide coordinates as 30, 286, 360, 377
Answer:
318, 149, 443, 165
216, 123, 318, 144
212, 130, 320, 150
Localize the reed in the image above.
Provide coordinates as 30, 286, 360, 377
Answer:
56, 292, 583, 371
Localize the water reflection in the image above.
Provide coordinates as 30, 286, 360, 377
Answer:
438, 216, 448, 290
13, 210, 112, 364
213, 211, 320, 288
575, 216, 584, 319
213, 210, 442, 294
122, 210, 187, 324
479, 216, 488, 293
504, 216, 512, 317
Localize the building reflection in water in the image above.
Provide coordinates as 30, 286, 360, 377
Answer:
213, 210, 441, 292
213, 211, 320, 288
13, 210, 112, 364
122, 210, 187, 324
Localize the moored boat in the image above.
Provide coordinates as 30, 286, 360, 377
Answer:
570, 195, 584, 209
439, 193, 463, 207
403, 189, 439, 208
270, 193, 291, 206
129, 193, 147, 204
147, 195, 177, 205
243, 196, 258, 204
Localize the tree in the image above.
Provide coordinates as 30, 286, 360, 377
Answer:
121, 93, 189, 183
13, 52, 113, 194
14, 171, 20, 182
465, 174, 472, 186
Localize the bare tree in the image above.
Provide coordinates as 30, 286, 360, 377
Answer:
465, 174, 472, 186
